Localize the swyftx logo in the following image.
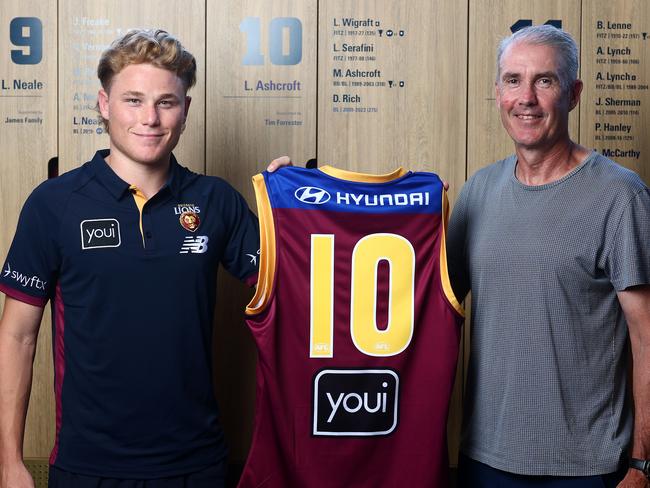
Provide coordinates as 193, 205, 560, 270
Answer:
313, 369, 399, 436
2, 263, 47, 290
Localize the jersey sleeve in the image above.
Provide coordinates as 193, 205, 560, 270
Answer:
219, 184, 260, 286
606, 187, 650, 291
0, 187, 61, 307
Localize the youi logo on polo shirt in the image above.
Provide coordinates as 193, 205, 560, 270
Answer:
295, 186, 331, 205
80, 219, 121, 250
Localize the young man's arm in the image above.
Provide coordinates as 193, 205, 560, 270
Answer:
617, 285, 650, 488
0, 296, 44, 488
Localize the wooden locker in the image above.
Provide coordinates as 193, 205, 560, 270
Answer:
580, 1, 649, 183
318, 0, 468, 205
317, 0, 468, 465
468, 0, 581, 178
0, 0, 57, 460
206, 0, 317, 466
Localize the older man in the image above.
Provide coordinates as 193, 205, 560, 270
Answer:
448, 25, 650, 488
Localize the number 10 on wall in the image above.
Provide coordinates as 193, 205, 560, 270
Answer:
240, 17, 302, 66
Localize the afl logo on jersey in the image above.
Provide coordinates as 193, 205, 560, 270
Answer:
295, 186, 331, 205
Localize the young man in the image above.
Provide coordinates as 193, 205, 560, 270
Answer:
448, 25, 650, 488
0, 29, 287, 487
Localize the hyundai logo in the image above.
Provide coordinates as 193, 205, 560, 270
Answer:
295, 186, 331, 205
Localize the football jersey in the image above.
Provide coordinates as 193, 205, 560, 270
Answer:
240, 165, 464, 487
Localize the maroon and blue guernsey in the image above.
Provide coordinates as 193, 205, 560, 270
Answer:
0, 150, 259, 478
242, 165, 464, 487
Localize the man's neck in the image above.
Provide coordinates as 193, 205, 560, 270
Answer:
104, 150, 171, 199
514, 140, 591, 186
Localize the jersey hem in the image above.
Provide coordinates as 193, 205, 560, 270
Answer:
0, 283, 48, 307
50, 453, 227, 480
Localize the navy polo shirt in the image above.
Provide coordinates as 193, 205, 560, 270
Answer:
0, 150, 260, 478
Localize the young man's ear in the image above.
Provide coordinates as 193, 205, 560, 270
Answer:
98, 89, 110, 120
184, 96, 192, 118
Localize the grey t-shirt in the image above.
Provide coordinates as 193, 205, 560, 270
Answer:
447, 151, 650, 476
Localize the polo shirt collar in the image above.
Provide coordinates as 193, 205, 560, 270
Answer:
88, 149, 186, 201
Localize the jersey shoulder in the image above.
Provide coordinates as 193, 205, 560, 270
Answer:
24, 164, 94, 217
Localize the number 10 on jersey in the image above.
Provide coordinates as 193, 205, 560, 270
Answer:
310, 233, 415, 358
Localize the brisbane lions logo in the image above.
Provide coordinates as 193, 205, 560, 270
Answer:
179, 211, 200, 232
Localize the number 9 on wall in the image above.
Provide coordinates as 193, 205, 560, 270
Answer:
10, 17, 42, 65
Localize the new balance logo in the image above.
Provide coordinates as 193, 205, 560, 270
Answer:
180, 236, 209, 254
295, 186, 331, 205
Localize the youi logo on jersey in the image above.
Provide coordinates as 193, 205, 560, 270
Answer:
313, 369, 399, 436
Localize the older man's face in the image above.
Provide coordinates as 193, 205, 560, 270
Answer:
496, 41, 579, 152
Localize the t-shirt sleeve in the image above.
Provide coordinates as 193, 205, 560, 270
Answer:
220, 186, 260, 286
0, 188, 60, 307
606, 187, 650, 291
447, 181, 471, 301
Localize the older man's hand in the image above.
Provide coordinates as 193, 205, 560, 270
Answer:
617, 468, 650, 487
267, 156, 292, 172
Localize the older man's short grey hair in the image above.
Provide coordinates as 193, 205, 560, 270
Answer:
496, 24, 579, 94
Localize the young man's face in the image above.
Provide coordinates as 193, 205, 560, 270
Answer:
495, 41, 581, 152
98, 63, 191, 168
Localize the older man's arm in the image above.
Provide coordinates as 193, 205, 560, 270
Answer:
617, 285, 650, 488
266, 156, 292, 172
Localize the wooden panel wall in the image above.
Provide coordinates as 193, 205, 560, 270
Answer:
580, 1, 650, 182
0, 0, 647, 473
318, 0, 467, 203
0, 0, 57, 458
